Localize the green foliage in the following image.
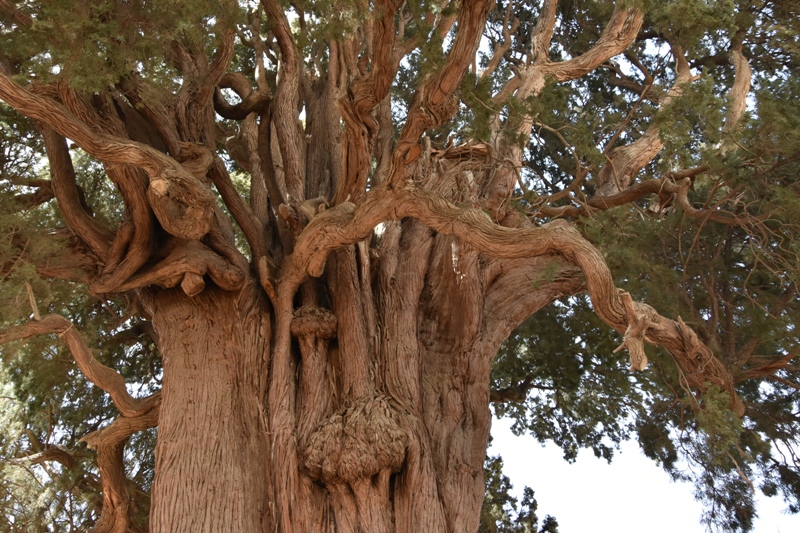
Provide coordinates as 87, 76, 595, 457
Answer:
458, 72, 495, 142
493, 297, 638, 463
1, 105, 157, 530
5, 0, 240, 92
647, 0, 736, 48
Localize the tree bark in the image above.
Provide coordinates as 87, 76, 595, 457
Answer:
147, 286, 273, 532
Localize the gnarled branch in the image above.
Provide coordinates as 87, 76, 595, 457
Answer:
281, 184, 744, 414
0, 71, 217, 241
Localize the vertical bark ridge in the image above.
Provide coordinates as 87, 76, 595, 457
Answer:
149, 287, 272, 533
305, 72, 342, 201
329, 246, 376, 402
294, 308, 337, 532
261, 0, 306, 201
421, 235, 491, 533
377, 219, 433, 410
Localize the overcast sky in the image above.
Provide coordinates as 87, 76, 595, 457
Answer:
489, 416, 798, 533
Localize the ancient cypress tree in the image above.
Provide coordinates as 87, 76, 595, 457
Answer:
1, 0, 798, 531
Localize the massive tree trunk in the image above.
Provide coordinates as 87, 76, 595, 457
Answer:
147, 287, 272, 531
134, 237, 577, 532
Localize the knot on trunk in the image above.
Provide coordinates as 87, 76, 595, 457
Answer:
175, 141, 213, 181
147, 167, 215, 240
291, 305, 337, 339
304, 395, 407, 484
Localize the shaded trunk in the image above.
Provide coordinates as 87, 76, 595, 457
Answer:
147, 287, 273, 532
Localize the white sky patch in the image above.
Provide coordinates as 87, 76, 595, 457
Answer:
490, 415, 798, 532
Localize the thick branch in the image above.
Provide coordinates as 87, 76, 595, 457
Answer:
282, 184, 744, 414
0, 315, 160, 417
94, 238, 246, 295
81, 405, 159, 533
482, 255, 585, 352
530, 0, 558, 65
8, 446, 78, 469
208, 157, 268, 260
398, 189, 744, 414
213, 72, 271, 120
95, 163, 155, 292
486, 4, 644, 213
535, 171, 762, 228
0, 71, 216, 240
542, 7, 644, 83
335, 0, 403, 203
42, 128, 114, 258
513, 4, 643, 102
261, 0, 305, 200
596, 43, 693, 195
391, 0, 493, 180
724, 42, 751, 133
3, 176, 55, 208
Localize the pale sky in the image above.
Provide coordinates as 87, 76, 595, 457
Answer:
489, 416, 798, 533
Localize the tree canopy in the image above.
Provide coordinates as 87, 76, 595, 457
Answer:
0, 0, 799, 532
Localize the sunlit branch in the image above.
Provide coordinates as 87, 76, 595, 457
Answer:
723, 37, 752, 134
596, 42, 693, 195
275, 183, 744, 414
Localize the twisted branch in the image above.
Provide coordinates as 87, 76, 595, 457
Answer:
280, 184, 744, 414
0, 71, 216, 240
0, 315, 160, 417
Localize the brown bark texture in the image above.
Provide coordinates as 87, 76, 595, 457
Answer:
0, 1, 762, 531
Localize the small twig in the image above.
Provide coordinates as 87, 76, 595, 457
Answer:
727, 452, 756, 493
25, 282, 40, 321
